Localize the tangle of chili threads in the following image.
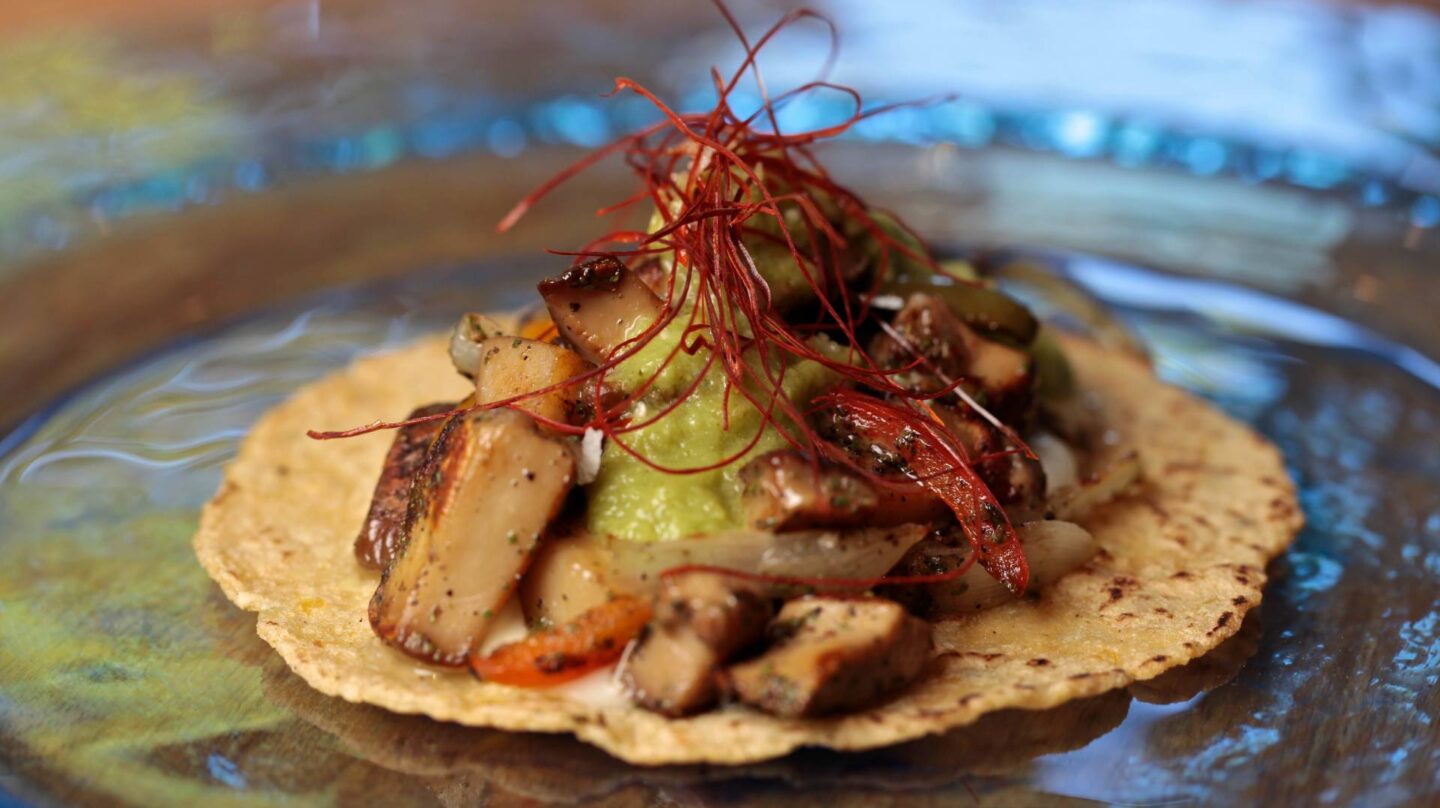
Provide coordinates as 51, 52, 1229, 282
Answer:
309, 1, 1037, 593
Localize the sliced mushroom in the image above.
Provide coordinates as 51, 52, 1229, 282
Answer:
369, 409, 576, 666
471, 337, 592, 425
537, 256, 664, 364
725, 597, 932, 717
353, 401, 456, 570
621, 571, 773, 716
739, 450, 950, 531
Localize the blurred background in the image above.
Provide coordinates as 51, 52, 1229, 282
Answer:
2, 0, 1438, 433
1, 1, 1438, 806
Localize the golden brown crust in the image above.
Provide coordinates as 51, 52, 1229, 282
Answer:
193, 333, 1302, 765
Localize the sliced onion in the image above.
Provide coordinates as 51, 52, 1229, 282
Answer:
448, 313, 505, 379
902, 520, 1097, 615
608, 525, 930, 592
1031, 432, 1079, 493
1049, 450, 1142, 522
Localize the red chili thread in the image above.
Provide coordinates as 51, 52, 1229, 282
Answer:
309, 1, 1035, 591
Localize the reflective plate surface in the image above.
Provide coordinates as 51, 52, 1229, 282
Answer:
0, 0, 1438, 805
2, 219, 1438, 806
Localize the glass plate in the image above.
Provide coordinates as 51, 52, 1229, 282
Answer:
1, 161, 1436, 803
1, 0, 1438, 805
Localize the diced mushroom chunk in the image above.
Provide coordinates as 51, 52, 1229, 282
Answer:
353, 401, 454, 570
537, 257, 664, 364
739, 450, 950, 531
621, 572, 773, 716
521, 533, 631, 628
471, 337, 591, 425
726, 597, 932, 717
621, 625, 719, 716
369, 409, 576, 666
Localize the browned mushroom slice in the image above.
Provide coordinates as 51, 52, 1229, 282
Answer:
739, 450, 950, 531
353, 401, 456, 570
471, 337, 592, 425
871, 291, 1035, 423
537, 256, 664, 364
725, 597, 932, 717
369, 409, 577, 666
621, 571, 773, 716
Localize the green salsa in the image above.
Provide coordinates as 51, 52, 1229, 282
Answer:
586, 309, 839, 542
585, 199, 993, 542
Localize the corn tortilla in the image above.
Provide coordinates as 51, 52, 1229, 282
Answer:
193, 333, 1301, 765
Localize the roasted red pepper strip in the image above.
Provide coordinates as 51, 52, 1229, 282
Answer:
469, 596, 652, 688
819, 389, 1030, 595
